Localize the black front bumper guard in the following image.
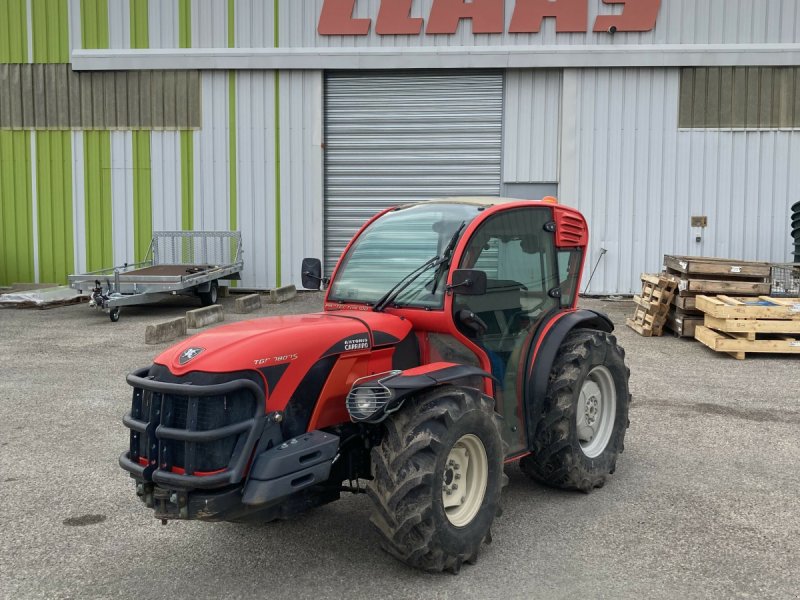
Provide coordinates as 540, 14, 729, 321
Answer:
119, 368, 267, 490
119, 368, 341, 519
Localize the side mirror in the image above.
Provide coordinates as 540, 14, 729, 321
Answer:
448, 269, 487, 296
301, 258, 323, 290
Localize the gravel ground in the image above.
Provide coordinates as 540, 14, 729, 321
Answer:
0, 293, 798, 600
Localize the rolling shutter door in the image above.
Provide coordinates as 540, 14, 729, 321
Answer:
323, 71, 503, 271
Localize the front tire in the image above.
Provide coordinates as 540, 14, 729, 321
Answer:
520, 330, 630, 492
368, 386, 507, 573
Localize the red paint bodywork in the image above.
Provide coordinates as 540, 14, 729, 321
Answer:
156, 198, 589, 466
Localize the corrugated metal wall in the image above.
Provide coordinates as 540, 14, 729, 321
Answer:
323, 71, 503, 271
503, 69, 561, 183
560, 68, 800, 295
281, 0, 800, 48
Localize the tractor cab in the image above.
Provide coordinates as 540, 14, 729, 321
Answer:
312, 198, 587, 456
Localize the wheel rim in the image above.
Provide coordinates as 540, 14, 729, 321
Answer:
442, 434, 488, 527
577, 365, 617, 458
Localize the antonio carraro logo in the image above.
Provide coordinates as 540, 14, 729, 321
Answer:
343, 336, 370, 352
179, 347, 205, 365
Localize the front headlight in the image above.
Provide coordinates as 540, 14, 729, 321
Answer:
346, 371, 400, 422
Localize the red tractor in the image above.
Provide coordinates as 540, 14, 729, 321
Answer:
121, 197, 630, 573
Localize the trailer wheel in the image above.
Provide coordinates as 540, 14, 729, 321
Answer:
199, 281, 218, 307
368, 386, 507, 573
109, 307, 121, 322
520, 330, 629, 492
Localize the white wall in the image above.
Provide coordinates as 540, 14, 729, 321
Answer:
503, 69, 562, 184
560, 68, 800, 295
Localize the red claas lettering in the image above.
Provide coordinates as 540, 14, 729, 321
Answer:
509, 0, 588, 33
376, 0, 423, 35
319, 0, 661, 36
426, 0, 505, 35
318, 0, 371, 35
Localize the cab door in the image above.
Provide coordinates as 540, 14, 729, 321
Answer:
453, 207, 561, 455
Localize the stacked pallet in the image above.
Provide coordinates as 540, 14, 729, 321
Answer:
662, 256, 772, 337
626, 273, 679, 337
694, 295, 800, 359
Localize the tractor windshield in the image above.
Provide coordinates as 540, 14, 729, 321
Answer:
328, 203, 482, 309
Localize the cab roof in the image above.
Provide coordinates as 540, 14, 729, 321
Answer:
406, 196, 556, 208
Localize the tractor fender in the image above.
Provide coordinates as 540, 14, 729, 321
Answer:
350, 362, 496, 423
524, 309, 614, 447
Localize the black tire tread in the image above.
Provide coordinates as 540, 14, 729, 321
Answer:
367, 386, 507, 573
520, 330, 630, 492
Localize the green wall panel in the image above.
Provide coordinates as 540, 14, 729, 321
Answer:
133, 131, 152, 262
179, 0, 192, 49
32, 0, 69, 63
0, 131, 34, 285
0, 0, 27, 63
83, 131, 112, 271
35, 131, 73, 284
81, 0, 109, 50
180, 131, 193, 231
130, 0, 149, 50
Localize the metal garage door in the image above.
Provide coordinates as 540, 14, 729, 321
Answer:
323, 71, 504, 271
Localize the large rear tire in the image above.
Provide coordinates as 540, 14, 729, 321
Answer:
368, 386, 507, 573
520, 329, 630, 492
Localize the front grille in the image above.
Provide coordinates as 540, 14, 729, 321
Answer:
123, 367, 266, 487
133, 391, 256, 474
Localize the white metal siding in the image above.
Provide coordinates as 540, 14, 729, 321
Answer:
193, 72, 230, 233
149, 0, 179, 49
235, 0, 276, 48
191, 0, 228, 48
71, 131, 87, 275
282, 0, 800, 48
236, 70, 278, 289
280, 70, 324, 287
150, 131, 182, 232
560, 67, 800, 295
110, 131, 135, 265
323, 71, 503, 270
503, 69, 561, 183
108, 0, 131, 49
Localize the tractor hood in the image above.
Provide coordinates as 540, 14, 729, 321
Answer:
154, 310, 412, 379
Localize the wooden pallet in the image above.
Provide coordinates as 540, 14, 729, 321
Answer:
664, 256, 772, 279
694, 295, 800, 358
675, 278, 771, 297
695, 326, 800, 360
627, 273, 679, 337
696, 295, 800, 320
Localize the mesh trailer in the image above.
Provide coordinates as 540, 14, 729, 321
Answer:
68, 231, 244, 321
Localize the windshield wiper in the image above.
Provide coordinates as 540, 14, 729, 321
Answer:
373, 222, 465, 313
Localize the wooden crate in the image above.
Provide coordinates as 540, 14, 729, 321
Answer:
695, 326, 800, 360
627, 273, 679, 337
694, 295, 800, 358
664, 256, 772, 279
675, 278, 771, 297
665, 311, 704, 338
696, 295, 800, 320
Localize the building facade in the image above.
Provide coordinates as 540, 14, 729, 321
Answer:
1, 0, 799, 294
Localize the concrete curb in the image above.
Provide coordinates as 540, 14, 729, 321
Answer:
269, 285, 297, 304
145, 317, 187, 345
234, 293, 263, 314
186, 304, 224, 329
